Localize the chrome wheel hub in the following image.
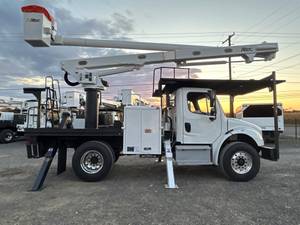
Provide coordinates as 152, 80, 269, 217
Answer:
231, 151, 253, 174
4, 133, 12, 142
80, 150, 104, 174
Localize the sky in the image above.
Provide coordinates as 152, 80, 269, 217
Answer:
0, 0, 300, 111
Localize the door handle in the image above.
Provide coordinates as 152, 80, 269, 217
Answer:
185, 122, 191, 132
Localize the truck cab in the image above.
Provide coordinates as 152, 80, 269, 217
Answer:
169, 87, 263, 167
149, 76, 283, 182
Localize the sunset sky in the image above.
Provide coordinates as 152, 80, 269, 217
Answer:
0, 0, 299, 112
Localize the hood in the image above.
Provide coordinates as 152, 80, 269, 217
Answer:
227, 118, 262, 134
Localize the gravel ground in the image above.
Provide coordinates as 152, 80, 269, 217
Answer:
0, 139, 299, 225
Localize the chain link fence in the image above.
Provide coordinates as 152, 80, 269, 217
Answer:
283, 119, 299, 139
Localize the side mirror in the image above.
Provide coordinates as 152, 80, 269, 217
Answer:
208, 90, 216, 107
209, 107, 216, 121
210, 106, 216, 116
208, 90, 217, 121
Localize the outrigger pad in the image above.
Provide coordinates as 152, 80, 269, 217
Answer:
31, 146, 58, 191
164, 140, 178, 189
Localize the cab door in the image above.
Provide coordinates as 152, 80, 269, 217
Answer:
183, 89, 222, 144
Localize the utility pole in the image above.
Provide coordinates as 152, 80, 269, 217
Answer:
222, 32, 235, 117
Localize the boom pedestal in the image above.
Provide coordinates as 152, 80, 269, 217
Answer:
85, 88, 100, 129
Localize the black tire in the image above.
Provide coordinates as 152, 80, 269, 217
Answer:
72, 141, 114, 182
0, 129, 14, 144
219, 142, 260, 182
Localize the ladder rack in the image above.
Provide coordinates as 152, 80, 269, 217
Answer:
44, 76, 61, 128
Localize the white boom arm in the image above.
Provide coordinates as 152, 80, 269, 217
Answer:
52, 36, 215, 51
21, 5, 279, 88
60, 42, 277, 73
88, 66, 141, 77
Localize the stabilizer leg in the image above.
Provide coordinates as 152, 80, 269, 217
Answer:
57, 145, 67, 175
164, 140, 178, 189
31, 147, 58, 191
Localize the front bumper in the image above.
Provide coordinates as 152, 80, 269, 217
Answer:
260, 145, 279, 161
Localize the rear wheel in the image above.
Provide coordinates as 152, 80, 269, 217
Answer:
72, 141, 114, 182
0, 129, 14, 143
219, 142, 260, 181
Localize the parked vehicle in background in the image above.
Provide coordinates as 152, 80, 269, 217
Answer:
16, 100, 39, 134
0, 111, 25, 143
235, 103, 284, 141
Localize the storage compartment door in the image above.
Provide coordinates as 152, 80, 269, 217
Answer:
123, 108, 141, 154
141, 109, 161, 154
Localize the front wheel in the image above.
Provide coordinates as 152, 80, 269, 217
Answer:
72, 141, 114, 182
219, 142, 260, 181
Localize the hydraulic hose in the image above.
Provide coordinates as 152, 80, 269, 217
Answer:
64, 71, 79, 86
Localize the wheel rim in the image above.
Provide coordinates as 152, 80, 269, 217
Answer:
4, 133, 13, 142
230, 151, 253, 174
80, 150, 104, 174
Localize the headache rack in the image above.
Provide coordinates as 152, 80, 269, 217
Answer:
152, 67, 191, 96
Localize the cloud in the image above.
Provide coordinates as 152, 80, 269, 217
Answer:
53, 7, 134, 38
15, 76, 46, 86
0, 1, 202, 102
0, 0, 134, 98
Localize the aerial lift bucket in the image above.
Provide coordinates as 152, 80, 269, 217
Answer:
21, 5, 54, 47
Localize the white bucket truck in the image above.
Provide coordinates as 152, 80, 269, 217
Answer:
21, 5, 282, 191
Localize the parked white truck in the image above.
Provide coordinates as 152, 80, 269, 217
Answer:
236, 103, 284, 141
21, 5, 282, 191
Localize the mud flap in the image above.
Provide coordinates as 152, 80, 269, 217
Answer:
260, 146, 279, 161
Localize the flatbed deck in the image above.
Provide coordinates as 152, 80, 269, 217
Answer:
24, 127, 123, 137
25, 126, 123, 160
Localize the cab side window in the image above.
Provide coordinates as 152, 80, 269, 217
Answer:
187, 92, 211, 115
